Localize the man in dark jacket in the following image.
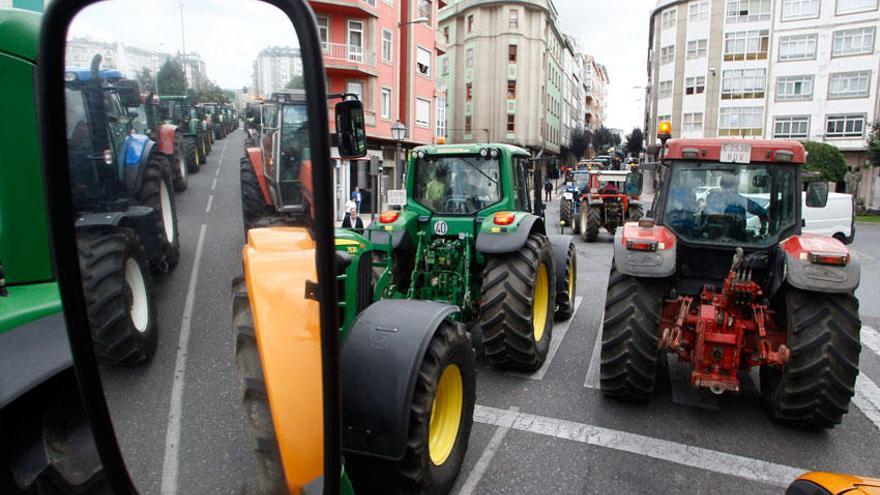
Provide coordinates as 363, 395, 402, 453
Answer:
342, 202, 364, 230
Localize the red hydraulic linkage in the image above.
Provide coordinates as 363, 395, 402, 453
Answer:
658, 249, 789, 395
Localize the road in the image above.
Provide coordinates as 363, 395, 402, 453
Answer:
97, 130, 880, 494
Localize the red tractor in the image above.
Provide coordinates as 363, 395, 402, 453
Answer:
577, 169, 644, 242
600, 133, 862, 428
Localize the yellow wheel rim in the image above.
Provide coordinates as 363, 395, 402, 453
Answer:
567, 259, 575, 304
429, 364, 463, 466
533, 263, 549, 342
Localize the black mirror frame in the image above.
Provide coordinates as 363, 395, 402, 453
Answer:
805, 181, 830, 209
36, 1, 341, 494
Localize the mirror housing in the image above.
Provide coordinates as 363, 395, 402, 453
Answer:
805, 181, 829, 208
115, 79, 141, 108
335, 99, 367, 159
626, 171, 644, 197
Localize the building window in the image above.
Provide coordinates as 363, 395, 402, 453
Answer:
661, 8, 676, 29
685, 76, 706, 94
466, 82, 473, 100
826, 114, 865, 137
778, 33, 818, 60
466, 47, 474, 67
721, 68, 766, 98
687, 39, 708, 59
418, 0, 432, 22
382, 30, 393, 63
773, 116, 809, 138
467, 15, 474, 33
683, 112, 704, 132
317, 16, 329, 46
724, 30, 769, 60
347, 21, 365, 62
776, 75, 814, 101
832, 27, 875, 56
442, 57, 449, 75
509, 9, 519, 28
726, 0, 771, 22
828, 71, 871, 98
689, 2, 710, 21
465, 115, 472, 133
507, 80, 516, 99
415, 98, 431, 127
381, 87, 391, 119
837, 0, 878, 14
658, 80, 673, 98
346, 80, 364, 102
364, 0, 376, 6
719, 106, 764, 136
508, 44, 517, 63
443, 26, 449, 43
416, 47, 432, 76
782, 0, 820, 20
436, 97, 446, 137
660, 45, 675, 65
507, 114, 516, 132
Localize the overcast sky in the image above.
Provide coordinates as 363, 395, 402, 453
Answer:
555, 0, 655, 132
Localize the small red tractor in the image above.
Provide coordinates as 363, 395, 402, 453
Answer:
577, 169, 644, 242
600, 130, 862, 428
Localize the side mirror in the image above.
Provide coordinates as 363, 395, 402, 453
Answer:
806, 181, 829, 208
626, 171, 644, 196
335, 99, 367, 159
115, 79, 141, 108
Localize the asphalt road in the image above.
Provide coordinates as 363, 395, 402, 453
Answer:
96, 133, 880, 494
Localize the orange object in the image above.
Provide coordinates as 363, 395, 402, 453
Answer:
658, 120, 672, 139
795, 472, 880, 495
380, 210, 400, 223
493, 211, 516, 225
242, 227, 323, 492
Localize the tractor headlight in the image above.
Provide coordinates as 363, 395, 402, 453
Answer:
490, 148, 499, 158
479, 148, 489, 158
417, 150, 426, 159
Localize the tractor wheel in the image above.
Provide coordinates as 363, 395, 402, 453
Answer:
204, 131, 212, 153
172, 136, 189, 192
139, 155, 180, 271
555, 240, 577, 321
480, 233, 556, 371
346, 320, 475, 495
628, 205, 643, 221
571, 207, 581, 235
185, 135, 200, 173
197, 135, 207, 165
241, 157, 270, 235
580, 205, 601, 242
77, 229, 157, 365
231, 277, 287, 494
760, 288, 861, 428
599, 265, 663, 401
560, 199, 571, 225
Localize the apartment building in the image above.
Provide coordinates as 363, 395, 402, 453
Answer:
252, 47, 303, 98
310, 0, 445, 218
646, 0, 879, 171
584, 54, 610, 132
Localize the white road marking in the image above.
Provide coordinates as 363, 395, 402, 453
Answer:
862, 326, 880, 356
215, 166, 221, 177
583, 319, 604, 389
508, 297, 583, 380
473, 405, 806, 488
854, 373, 880, 432
205, 195, 213, 214
851, 248, 875, 261
211, 178, 217, 191
456, 407, 519, 495
160, 224, 208, 495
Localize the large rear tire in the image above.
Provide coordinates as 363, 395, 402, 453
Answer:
197, 134, 207, 165
560, 199, 571, 225
571, 206, 581, 235
761, 288, 861, 428
599, 265, 663, 401
580, 205, 600, 242
554, 240, 577, 321
480, 233, 556, 371
139, 154, 180, 271
346, 321, 475, 495
185, 135, 199, 173
77, 229, 157, 365
231, 277, 287, 494
241, 157, 271, 236
172, 135, 189, 192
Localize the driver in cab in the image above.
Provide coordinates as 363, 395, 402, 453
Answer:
704, 175, 768, 237
425, 165, 450, 209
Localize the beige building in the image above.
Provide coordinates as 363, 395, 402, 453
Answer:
584, 54, 610, 131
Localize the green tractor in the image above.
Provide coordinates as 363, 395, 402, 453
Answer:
128, 93, 192, 190
158, 95, 209, 170
202, 102, 228, 140
1, 8, 106, 491
365, 144, 578, 370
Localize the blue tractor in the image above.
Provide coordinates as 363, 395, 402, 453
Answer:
559, 169, 591, 235
64, 55, 180, 364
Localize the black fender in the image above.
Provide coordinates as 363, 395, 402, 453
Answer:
0, 313, 71, 410
341, 299, 457, 460
548, 234, 575, 298
476, 213, 545, 254
75, 206, 163, 263
366, 228, 411, 251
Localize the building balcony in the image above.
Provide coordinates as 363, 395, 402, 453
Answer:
436, 32, 448, 54
322, 42, 377, 76
310, 0, 378, 18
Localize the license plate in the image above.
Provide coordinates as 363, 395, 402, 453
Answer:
720, 143, 751, 164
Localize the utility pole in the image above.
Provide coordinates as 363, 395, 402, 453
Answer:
179, 0, 188, 89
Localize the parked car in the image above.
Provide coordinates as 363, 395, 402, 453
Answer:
803, 191, 854, 244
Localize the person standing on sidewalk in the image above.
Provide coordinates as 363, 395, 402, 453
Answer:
544, 178, 553, 202
342, 201, 364, 230
352, 186, 363, 214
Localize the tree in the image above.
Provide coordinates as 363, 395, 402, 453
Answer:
136, 67, 155, 93
803, 141, 847, 183
868, 119, 880, 167
569, 127, 590, 160
284, 75, 305, 90
157, 58, 187, 96
186, 80, 229, 104
625, 128, 644, 156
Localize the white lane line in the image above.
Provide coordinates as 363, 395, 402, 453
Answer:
160, 224, 208, 495
854, 373, 880, 432
851, 249, 875, 261
456, 407, 519, 495
215, 166, 221, 177
509, 297, 583, 380
211, 178, 218, 191
862, 325, 880, 356
473, 405, 805, 488
584, 319, 604, 389
205, 195, 213, 214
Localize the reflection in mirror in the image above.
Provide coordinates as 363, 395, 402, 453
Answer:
64, 1, 321, 492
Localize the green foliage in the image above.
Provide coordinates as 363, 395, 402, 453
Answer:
592, 126, 620, 152
135, 67, 155, 93
625, 128, 644, 156
803, 141, 847, 183
157, 58, 187, 96
284, 75, 305, 90
868, 120, 880, 167
186, 80, 229, 104
569, 127, 590, 160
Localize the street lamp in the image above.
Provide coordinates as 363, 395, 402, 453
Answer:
392, 120, 407, 188
399, 16, 429, 27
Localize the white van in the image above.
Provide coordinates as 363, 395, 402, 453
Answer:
802, 192, 854, 244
